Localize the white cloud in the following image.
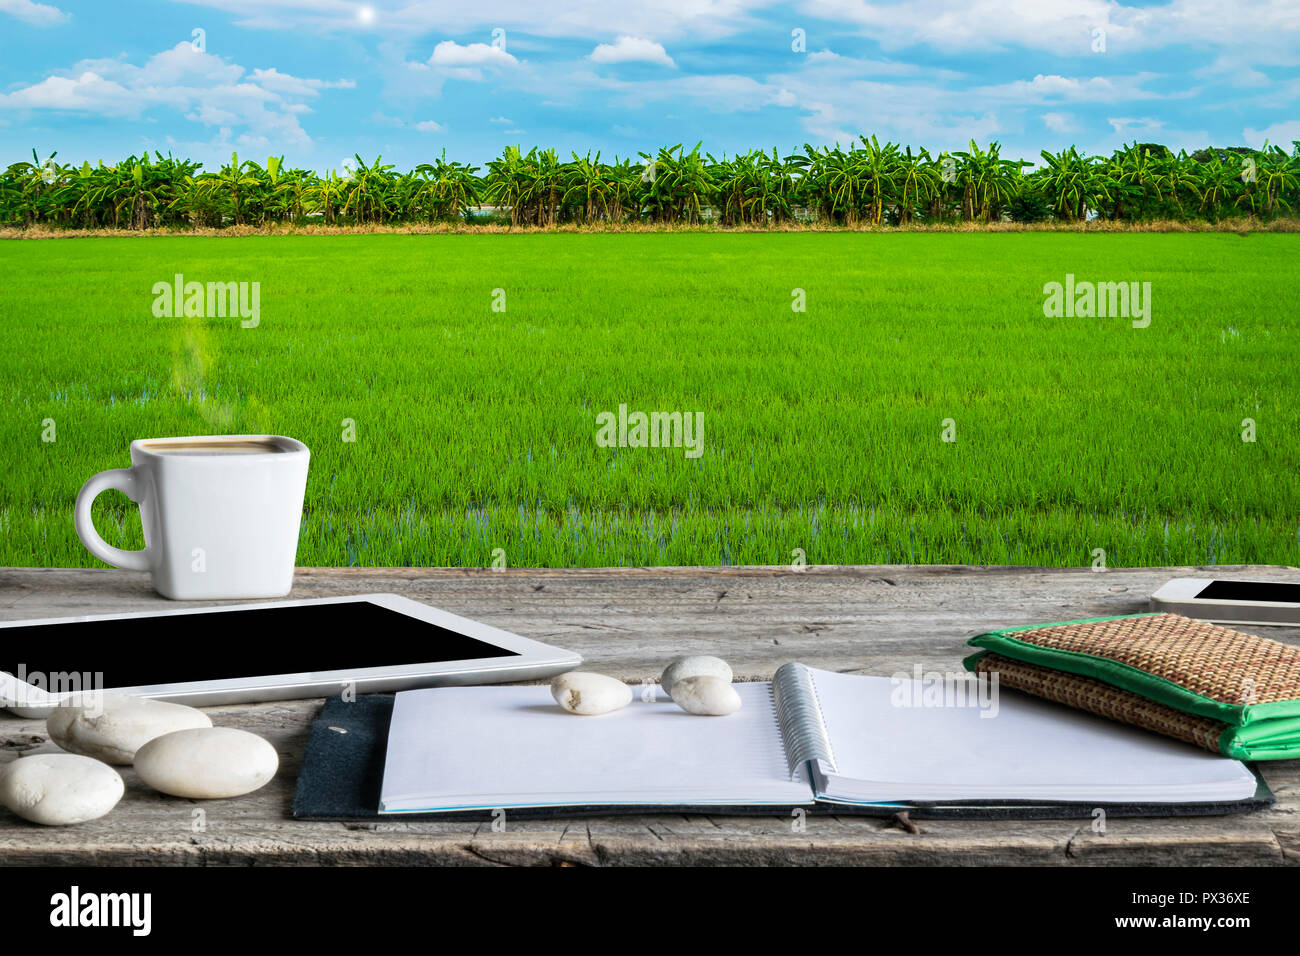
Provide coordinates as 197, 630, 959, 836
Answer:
162, 0, 769, 43
248, 67, 354, 96
0, 72, 135, 114
1194, 56, 1270, 88
1243, 120, 1300, 148
0, 43, 351, 147
561, 65, 804, 114
371, 112, 444, 132
974, 73, 1170, 104
1108, 116, 1166, 135
801, 0, 1130, 54
803, 48, 961, 79
590, 36, 675, 68
429, 40, 518, 69
413, 40, 522, 88
489, 116, 512, 123
1237, 76, 1300, 112
799, 0, 1300, 66
0, 0, 67, 26
1042, 111, 1077, 133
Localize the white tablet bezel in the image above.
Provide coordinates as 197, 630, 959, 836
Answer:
0, 593, 583, 709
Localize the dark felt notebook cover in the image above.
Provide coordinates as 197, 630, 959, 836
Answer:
291, 695, 1275, 822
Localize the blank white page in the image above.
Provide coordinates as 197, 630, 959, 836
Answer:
805, 667, 1258, 804
380, 681, 811, 812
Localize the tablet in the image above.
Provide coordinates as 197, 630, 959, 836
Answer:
0, 593, 582, 714
1150, 577, 1300, 626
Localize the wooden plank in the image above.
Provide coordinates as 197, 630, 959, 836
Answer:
2, 564, 1298, 865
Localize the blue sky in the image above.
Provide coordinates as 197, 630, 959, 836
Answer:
1, 0, 1297, 173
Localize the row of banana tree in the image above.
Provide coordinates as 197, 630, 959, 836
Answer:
4, 139, 1298, 229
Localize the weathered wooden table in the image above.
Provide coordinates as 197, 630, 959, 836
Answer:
2, 564, 1298, 866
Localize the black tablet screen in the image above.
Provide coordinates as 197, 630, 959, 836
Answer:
1196, 580, 1300, 604
2, 600, 518, 690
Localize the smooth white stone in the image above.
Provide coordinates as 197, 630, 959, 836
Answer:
551, 672, 633, 715
670, 676, 743, 716
47, 694, 212, 765
134, 728, 278, 799
660, 656, 733, 698
0, 753, 124, 825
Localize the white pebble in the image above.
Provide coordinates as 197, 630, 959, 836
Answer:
551, 672, 633, 715
47, 694, 212, 765
0, 754, 124, 825
660, 656, 733, 698
670, 676, 743, 716
134, 727, 278, 799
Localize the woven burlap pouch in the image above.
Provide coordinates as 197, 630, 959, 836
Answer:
966, 612, 1300, 727
972, 652, 1230, 754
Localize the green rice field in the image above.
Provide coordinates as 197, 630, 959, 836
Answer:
2, 232, 1297, 568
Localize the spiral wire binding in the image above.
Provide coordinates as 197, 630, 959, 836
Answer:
773, 662, 836, 779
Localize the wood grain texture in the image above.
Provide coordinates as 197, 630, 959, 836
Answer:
2, 564, 1298, 866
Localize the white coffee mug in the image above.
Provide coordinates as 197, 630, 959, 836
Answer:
74, 435, 310, 600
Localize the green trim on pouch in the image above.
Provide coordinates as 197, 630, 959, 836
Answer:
1221, 715, 1300, 760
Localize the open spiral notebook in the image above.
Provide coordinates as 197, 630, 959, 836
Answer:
377, 663, 1259, 814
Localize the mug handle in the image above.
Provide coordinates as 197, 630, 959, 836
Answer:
74, 467, 153, 572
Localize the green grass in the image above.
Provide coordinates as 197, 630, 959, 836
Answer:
2, 233, 1297, 568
